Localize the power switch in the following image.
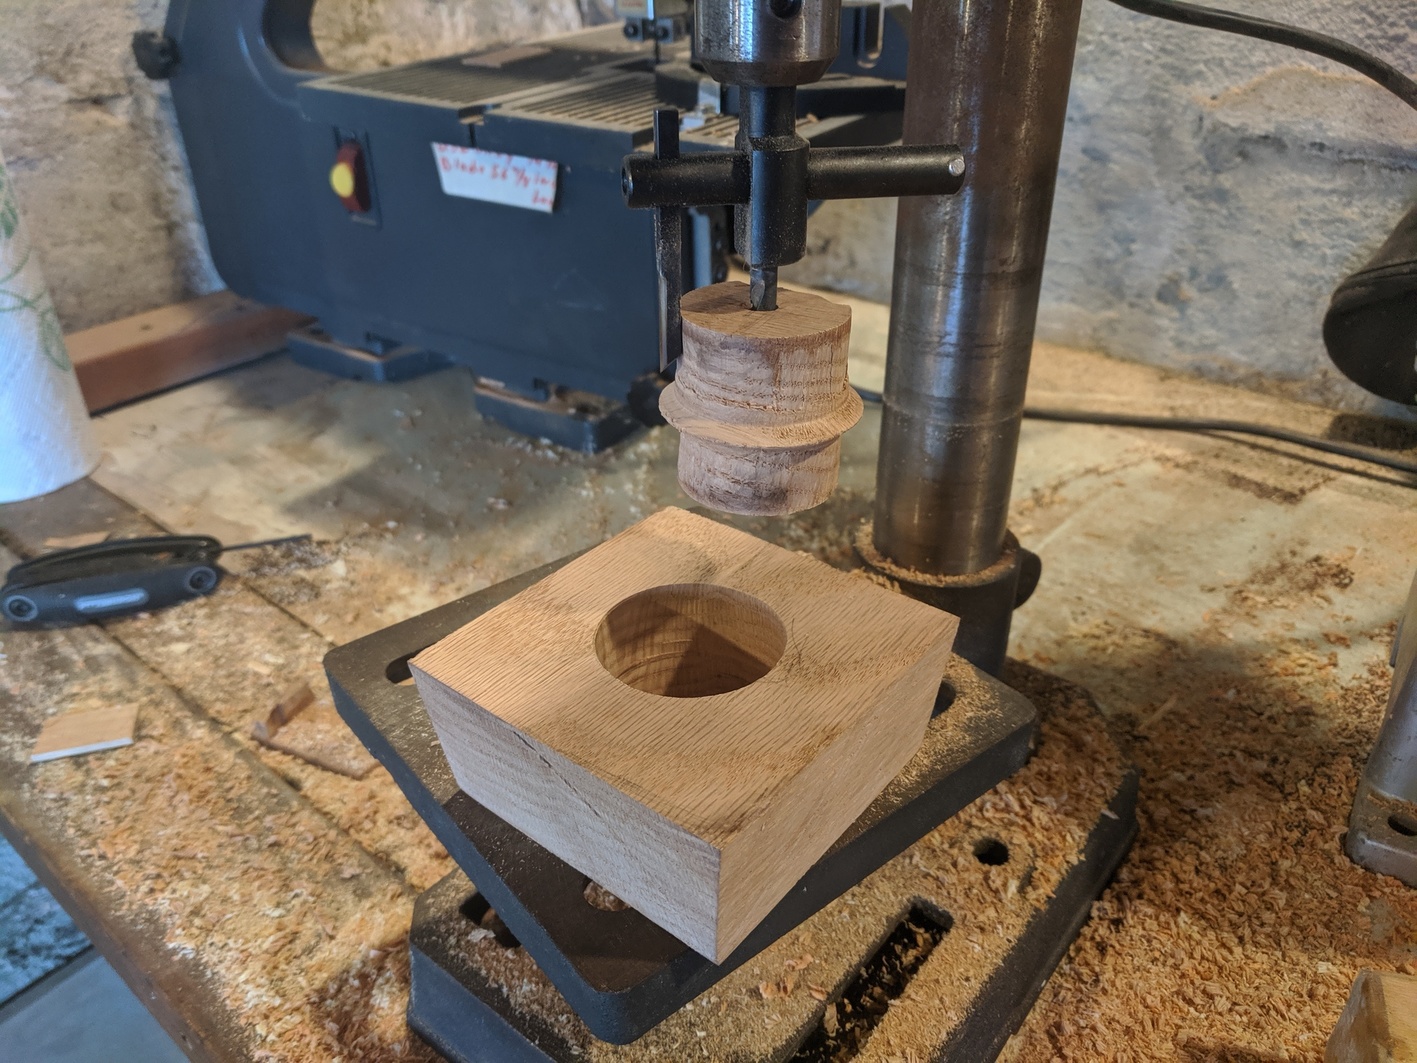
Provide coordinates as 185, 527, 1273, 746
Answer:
329, 140, 371, 213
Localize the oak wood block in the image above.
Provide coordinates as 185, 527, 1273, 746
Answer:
660, 281, 863, 517
1327, 969, 1417, 1063
411, 507, 957, 961
66, 290, 310, 412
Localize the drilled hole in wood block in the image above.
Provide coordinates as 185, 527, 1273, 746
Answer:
594, 584, 786, 698
411, 508, 958, 961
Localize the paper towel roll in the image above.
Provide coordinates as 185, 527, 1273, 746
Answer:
0, 147, 100, 504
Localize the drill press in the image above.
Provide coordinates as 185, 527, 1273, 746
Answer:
622, 0, 964, 516
327, 0, 1139, 1058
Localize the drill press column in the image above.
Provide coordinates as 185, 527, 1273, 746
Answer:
865, 0, 1086, 672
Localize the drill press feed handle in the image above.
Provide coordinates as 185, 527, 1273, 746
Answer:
623, 107, 964, 326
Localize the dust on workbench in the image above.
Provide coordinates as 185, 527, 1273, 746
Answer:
99, 573, 455, 895
998, 546, 1416, 1062
0, 616, 437, 1061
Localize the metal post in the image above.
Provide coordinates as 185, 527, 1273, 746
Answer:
872, 0, 1085, 576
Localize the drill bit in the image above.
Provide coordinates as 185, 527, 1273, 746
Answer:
651, 109, 684, 369
749, 265, 778, 311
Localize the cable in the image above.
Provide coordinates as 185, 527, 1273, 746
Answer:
1104, 0, 1417, 112
850, 387, 1417, 480
1022, 407, 1417, 477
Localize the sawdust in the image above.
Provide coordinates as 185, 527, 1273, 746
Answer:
396, 662, 1127, 1063
998, 611, 1415, 1060
5, 479, 1414, 1061
17, 702, 428, 1060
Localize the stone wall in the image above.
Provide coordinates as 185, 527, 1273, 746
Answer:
0, 0, 587, 332
786, 0, 1417, 416
1, 0, 1414, 413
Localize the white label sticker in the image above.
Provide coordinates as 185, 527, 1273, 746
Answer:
431, 143, 558, 213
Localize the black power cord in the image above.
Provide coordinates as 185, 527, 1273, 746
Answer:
850, 387, 1417, 480
1022, 406, 1417, 478
1105, 0, 1417, 112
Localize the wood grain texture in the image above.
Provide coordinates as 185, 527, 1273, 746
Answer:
30, 705, 137, 763
659, 282, 863, 517
66, 290, 310, 413
410, 507, 956, 961
1326, 970, 1417, 1063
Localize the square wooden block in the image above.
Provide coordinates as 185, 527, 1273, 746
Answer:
411, 508, 957, 961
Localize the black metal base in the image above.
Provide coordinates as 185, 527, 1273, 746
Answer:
471, 382, 643, 454
326, 558, 1038, 1044
856, 525, 1042, 678
401, 686, 1137, 1063
287, 325, 452, 383
287, 327, 643, 453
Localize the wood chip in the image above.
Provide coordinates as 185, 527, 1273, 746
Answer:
248, 683, 375, 779
42, 531, 109, 550
30, 705, 138, 763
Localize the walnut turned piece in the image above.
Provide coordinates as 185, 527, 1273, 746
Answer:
410, 508, 957, 962
660, 281, 863, 516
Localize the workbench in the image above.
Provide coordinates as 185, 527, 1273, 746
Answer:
1, 291, 1413, 1061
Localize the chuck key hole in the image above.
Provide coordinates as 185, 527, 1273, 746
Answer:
596, 584, 786, 698
769, 0, 802, 17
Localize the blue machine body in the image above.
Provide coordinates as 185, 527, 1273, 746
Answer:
159, 1, 906, 404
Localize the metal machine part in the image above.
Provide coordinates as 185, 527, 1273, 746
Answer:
631, 0, 963, 316
325, 551, 1040, 1043
1324, 202, 1417, 408
626, 0, 961, 315
857, 528, 1041, 677
406, 741, 1135, 1063
864, 0, 1086, 671
1346, 569, 1417, 887
616, 0, 691, 45
695, 0, 843, 88
148, 2, 911, 447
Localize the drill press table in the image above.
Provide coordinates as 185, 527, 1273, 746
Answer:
0, 290, 1414, 1060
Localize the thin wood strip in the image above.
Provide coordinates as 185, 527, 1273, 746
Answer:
65, 290, 312, 413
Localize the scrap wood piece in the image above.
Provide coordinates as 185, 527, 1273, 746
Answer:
30, 705, 138, 763
42, 531, 110, 550
66, 289, 312, 413
249, 681, 315, 743
1326, 969, 1417, 1063
250, 682, 377, 779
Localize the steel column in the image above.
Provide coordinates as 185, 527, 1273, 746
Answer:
872, 0, 1085, 576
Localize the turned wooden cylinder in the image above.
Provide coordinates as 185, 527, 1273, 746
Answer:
659, 281, 862, 516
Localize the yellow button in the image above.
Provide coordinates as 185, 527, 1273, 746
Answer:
330, 162, 355, 199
